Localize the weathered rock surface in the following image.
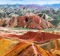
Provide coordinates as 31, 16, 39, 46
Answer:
7, 13, 54, 29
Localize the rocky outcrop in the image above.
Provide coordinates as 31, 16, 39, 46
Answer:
36, 13, 54, 21
7, 13, 54, 29
0, 19, 8, 27
7, 17, 17, 27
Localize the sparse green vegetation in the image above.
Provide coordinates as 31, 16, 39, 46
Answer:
44, 28, 60, 32
50, 20, 60, 26
11, 27, 38, 30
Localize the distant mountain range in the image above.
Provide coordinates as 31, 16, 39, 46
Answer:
44, 4, 60, 9
0, 3, 60, 10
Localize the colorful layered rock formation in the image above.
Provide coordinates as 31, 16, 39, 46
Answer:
0, 31, 60, 56
0, 37, 49, 56
0, 38, 19, 56
0, 31, 60, 43
7, 14, 54, 29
